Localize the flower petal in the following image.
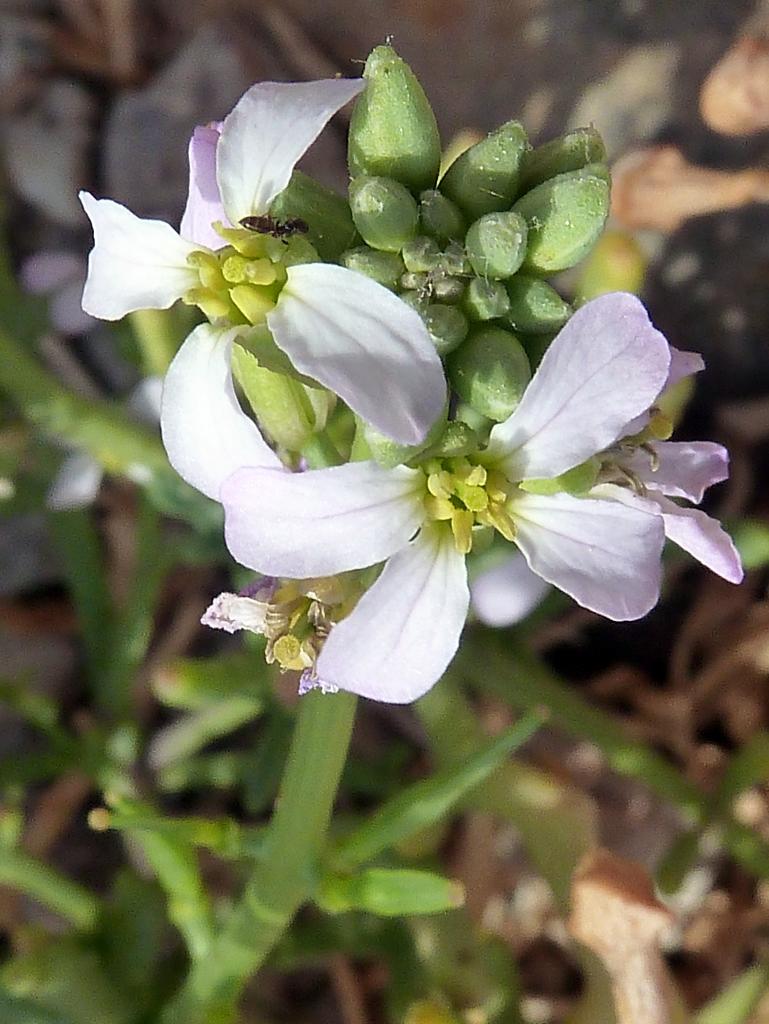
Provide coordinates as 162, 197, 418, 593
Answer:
80, 192, 199, 320
621, 440, 729, 502
315, 524, 470, 703
654, 496, 744, 583
216, 78, 365, 222
510, 489, 665, 620
486, 293, 671, 480
470, 552, 550, 627
161, 323, 282, 500
179, 123, 230, 249
221, 460, 425, 577
667, 346, 704, 390
268, 263, 446, 444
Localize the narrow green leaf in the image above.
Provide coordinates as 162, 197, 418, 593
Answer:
695, 962, 769, 1024
335, 710, 543, 869
0, 847, 100, 931
318, 867, 464, 917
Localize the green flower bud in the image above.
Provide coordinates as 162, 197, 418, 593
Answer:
465, 211, 528, 280
423, 303, 468, 356
399, 289, 428, 314
440, 241, 471, 277
440, 120, 529, 219
341, 246, 404, 290
455, 401, 492, 436
464, 277, 511, 321
352, 410, 445, 467
348, 45, 441, 192
513, 165, 610, 275
504, 275, 571, 333
318, 867, 464, 917
419, 189, 466, 242
417, 420, 480, 459
520, 330, 557, 370
448, 325, 531, 421
402, 235, 442, 272
401, 271, 428, 291
432, 276, 465, 303
349, 175, 419, 252
270, 170, 358, 260
574, 229, 647, 304
519, 126, 607, 194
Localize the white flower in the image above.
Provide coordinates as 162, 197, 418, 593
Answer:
213, 293, 742, 703
79, 78, 446, 446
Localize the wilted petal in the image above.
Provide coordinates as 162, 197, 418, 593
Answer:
47, 452, 103, 510
510, 489, 665, 620
487, 293, 671, 480
201, 589, 273, 635
316, 524, 470, 703
180, 124, 230, 249
217, 78, 365, 223
470, 552, 550, 627
80, 192, 199, 320
161, 323, 282, 500
621, 440, 729, 502
221, 460, 425, 577
268, 263, 446, 444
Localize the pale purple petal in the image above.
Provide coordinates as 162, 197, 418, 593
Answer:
221, 461, 425, 577
666, 347, 704, 390
47, 452, 103, 510
486, 293, 671, 480
621, 346, 705, 437
315, 524, 470, 703
80, 192, 199, 320
510, 489, 665, 620
655, 497, 743, 583
268, 263, 446, 444
470, 552, 550, 627
217, 78, 365, 222
621, 441, 729, 503
179, 124, 230, 249
161, 323, 282, 501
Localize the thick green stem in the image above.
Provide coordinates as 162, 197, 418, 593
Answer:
161, 689, 357, 1023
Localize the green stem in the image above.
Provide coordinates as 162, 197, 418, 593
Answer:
0, 847, 101, 931
302, 428, 343, 468
161, 689, 357, 1023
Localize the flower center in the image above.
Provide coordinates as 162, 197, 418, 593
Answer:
422, 456, 516, 554
183, 223, 320, 326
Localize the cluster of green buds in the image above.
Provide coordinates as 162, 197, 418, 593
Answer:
340, 45, 610, 442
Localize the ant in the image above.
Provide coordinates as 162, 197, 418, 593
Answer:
239, 214, 309, 241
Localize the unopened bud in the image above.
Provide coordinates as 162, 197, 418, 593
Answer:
418, 420, 480, 459
341, 246, 404, 290
353, 412, 445, 467
513, 165, 610, 275
519, 126, 607, 193
348, 45, 441, 191
440, 120, 529, 219
465, 211, 528, 280
402, 236, 442, 273
521, 330, 557, 370
448, 326, 531, 421
504, 275, 571, 333
423, 303, 469, 356
349, 175, 419, 252
419, 189, 466, 242
455, 401, 492, 435
464, 277, 510, 321
441, 242, 471, 277
270, 170, 359, 260
401, 271, 428, 291
432, 276, 465, 303
399, 289, 428, 314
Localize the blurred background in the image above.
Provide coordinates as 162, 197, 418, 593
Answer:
4, 1, 769, 1022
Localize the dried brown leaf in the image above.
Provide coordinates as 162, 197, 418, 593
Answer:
701, 37, 769, 136
611, 146, 769, 232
